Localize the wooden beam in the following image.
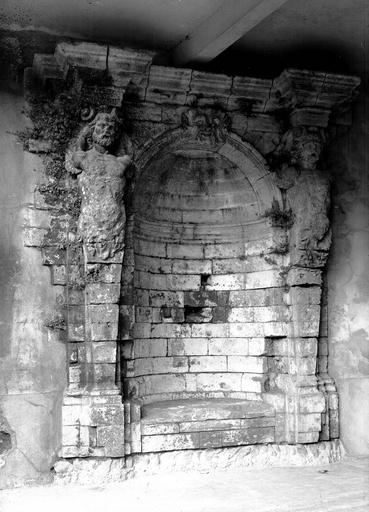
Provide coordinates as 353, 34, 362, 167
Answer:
170, 0, 289, 66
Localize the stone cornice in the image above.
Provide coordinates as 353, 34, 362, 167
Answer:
28, 41, 360, 127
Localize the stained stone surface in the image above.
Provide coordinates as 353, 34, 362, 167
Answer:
52, 440, 344, 486
18, 41, 361, 473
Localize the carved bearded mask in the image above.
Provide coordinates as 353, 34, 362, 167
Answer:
92, 114, 118, 148
296, 139, 322, 169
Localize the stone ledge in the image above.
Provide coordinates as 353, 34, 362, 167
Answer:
53, 439, 344, 486
31, 43, 360, 121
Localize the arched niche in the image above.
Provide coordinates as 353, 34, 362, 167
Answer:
121, 129, 286, 408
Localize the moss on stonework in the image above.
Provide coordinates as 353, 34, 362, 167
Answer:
264, 199, 294, 228
44, 315, 66, 330
20, 88, 86, 251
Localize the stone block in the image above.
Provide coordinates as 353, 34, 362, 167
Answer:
297, 432, 319, 443
67, 288, 85, 305
163, 307, 185, 323
191, 323, 228, 338
212, 256, 282, 275
87, 304, 119, 323
141, 423, 180, 436
90, 405, 124, 427
189, 71, 232, 108
298, 413, 322, 433
255, 306, 291, 322
23, 227, 48, 247
139, 374, 187, 395
184, 290, 229, 307
318, 356, 328, 374
246, 270, 284, 289
228, 356, 266, 373
142, 432, 197, 452
96, 426, 125, 456
229, 288, 285, 307
178, 416, 275, 433
66, 305, 84, 324
184, 306, 212, 323
241, 374, 265, 393
222, 426, 274, 446
93, 363, 117, 387
299, 393, 326, 414
134, 356, 189, 376
263, 322, 290, 337
168, 338, 208, 356
135, 255, 172, 274
135, 271, 167, 290
196, 373, 242, 392
166, 243, 203, 259
135, 238, 166, 257
120, 305, 135, 338
289, 286, 322, 305
133, 338, 166, 358
229, 323, 264, 338
90, 321, 118, 341
42, 246, 67, 265
86, 264, 122, 283
68, 323, 85, 342
146, 65, 192, 104
206, 274, 246, 291
85, 249, 123, 264
248, 338, 268, 356
135, 306, 153, 323
172, 259, 212, 274
167, 274, 201, 291
229, 76, 272, 111
86, 283, 120, 304
60, 445, 90, 458
126, 103, 163, 122
287, 268, 322, 287
132, 323, 151, 339
270, 337, 317, 357
149, 290, 184, 307
204, 243, 244, 259
189, 356, 227, 373
121, 340, 134, 359
228, 308, 254, 322
211, 306, 229, 323
209, 337, 248, 356
135, 289, 150, 306
151, 323, 190, 338
62, 404, 91, 426
92, 342, 117, 363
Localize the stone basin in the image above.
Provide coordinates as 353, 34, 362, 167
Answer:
139, 399, 276, 453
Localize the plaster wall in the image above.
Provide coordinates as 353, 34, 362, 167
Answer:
327, 90, 369, 456
0, 86, 66, 487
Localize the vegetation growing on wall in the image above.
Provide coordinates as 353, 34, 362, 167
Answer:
264, 198, 294, 228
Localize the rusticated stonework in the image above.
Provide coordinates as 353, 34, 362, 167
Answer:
23, 41, 360, 469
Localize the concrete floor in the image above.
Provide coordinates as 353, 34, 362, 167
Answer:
0, 457, 368, 512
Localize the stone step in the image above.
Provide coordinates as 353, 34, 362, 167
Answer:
142, 398, 275, 423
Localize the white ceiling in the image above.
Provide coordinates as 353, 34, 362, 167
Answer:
0, 0, 368, 76
0, 0, 224, 50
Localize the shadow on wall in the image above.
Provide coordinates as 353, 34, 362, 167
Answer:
208, 42, 361, 78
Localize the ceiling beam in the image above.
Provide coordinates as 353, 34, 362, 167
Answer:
170, 0, 290, 66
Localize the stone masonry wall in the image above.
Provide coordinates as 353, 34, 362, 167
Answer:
20, 41, 360, 460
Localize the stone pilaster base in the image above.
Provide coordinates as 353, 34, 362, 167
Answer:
61, 391, 125, 458
263, 390, 326, 443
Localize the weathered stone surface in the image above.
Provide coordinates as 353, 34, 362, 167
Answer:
67, 110, 131, 260
21, 41, 361, 467
53, 440, 343, 485
141, 399, 274, 424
